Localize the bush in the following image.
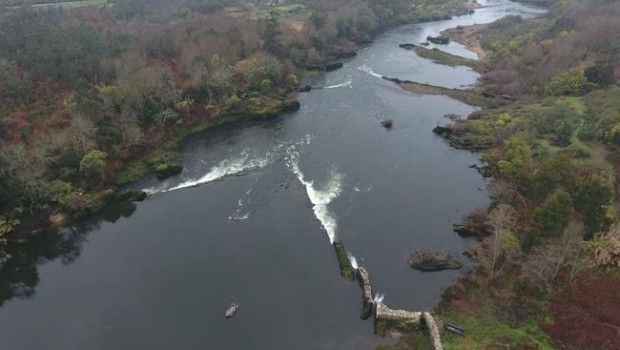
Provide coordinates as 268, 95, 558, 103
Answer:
544, 69, 590, 96
80, 150, 107, 179
534, 189, 573, 238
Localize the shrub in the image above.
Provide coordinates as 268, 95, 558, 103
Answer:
544, 69, 590, 96
80, 150, 107, 179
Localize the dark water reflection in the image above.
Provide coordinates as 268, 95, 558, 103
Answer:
0, 202, 136, 307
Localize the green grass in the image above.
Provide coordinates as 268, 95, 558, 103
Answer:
438, 307, 555, 350
412, 47, 482, 71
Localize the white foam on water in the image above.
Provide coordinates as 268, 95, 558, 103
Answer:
347, 252, 359, 270
229, 210, 251, 221
323, 79, 353, 89
373, 293, 385, 304
354, 184, 374, 193
358, 65, 382, 78
286, 137, 343, 244
228, 179, 260, 222
145, 147, 281, 194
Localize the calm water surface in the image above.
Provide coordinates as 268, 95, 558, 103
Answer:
0, 1, 544, 349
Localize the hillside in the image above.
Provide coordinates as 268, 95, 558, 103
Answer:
384, 0, 620, 349
0, 1, 473, 252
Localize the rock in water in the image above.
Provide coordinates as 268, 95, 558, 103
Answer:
426, 35, 450, 44
325, 62, 344, 71
381, 119, 393, 129
407, 249, 463, 272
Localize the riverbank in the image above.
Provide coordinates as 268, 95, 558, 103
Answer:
381, 0, 620, 348
441, 24, 488, 60
383, 76, 492, 107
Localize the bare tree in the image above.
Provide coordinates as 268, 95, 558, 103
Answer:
487, 204, 518, 280
522, 223, 594, 289
592, 224, 620, 269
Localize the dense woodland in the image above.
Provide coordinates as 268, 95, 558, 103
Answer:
392, 0, 620, 349
0, 0, 471, 238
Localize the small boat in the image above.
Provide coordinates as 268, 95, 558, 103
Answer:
224, 302, 240, 318
443, 323, 466, 336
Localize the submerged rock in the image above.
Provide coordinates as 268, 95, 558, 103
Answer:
381, 119, 394, 129
325, 62, 344, 72
407, 249, 463, 272
453, 224, 480, 237
432, 125, 453, 137
426, 35, 450, 45
399, 43, 418, 50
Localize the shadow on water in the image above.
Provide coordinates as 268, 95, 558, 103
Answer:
0, 201, 137, 307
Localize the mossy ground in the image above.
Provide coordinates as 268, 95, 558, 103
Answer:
333, 240, 355, 280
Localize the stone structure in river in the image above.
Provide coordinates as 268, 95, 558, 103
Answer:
356, 267, 373, 320
374, 301, 422, 336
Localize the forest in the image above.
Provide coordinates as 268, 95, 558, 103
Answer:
0, 0, 470, 238
386, 0, 620, 349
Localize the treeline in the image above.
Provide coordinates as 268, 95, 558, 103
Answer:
480, 0, 619, 96
0, 0, 471, 236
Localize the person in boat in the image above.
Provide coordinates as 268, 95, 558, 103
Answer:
225, 302, 239, 318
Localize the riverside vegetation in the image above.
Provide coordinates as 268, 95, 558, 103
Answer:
2, 0, 619, 349
381, 0, 620, 349
0, 0, 473, 247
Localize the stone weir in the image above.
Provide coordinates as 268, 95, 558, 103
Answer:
356, 267, 373, 320
355, 264, 444, 350
374, 301, 422, 336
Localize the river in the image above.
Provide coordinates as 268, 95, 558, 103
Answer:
0, 1, 545, 349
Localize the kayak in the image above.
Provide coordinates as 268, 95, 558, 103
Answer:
224, 302, 240, 318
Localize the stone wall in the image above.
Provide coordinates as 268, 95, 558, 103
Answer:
374, 302, 422, 336
422, 312, 444, 350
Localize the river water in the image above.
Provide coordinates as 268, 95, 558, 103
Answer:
0, 1, 544, 349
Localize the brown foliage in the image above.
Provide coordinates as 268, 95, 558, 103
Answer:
544, 272, 620, 350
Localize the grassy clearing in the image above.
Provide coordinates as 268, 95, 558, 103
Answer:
438, 308, 554, 350
433, 276, 555, 350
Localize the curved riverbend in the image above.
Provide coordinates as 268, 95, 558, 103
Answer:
0, 1, 544, 349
